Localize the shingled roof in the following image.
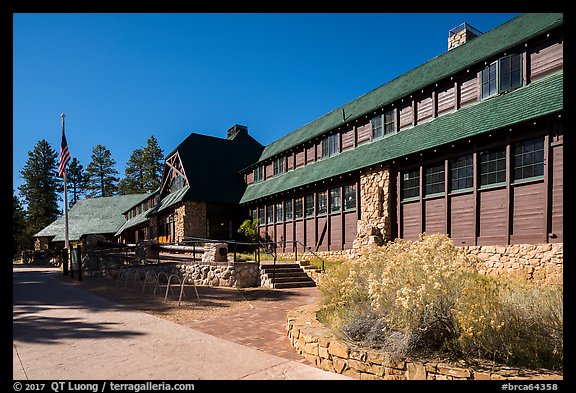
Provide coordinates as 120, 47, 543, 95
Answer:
255, 13, 563, 164
35, 193, 150, 242
241, 70, 563, 204
152, 129, 263, 210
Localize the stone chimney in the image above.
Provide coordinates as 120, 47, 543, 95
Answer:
448, 23, 482, 50
227, 124, 248, 140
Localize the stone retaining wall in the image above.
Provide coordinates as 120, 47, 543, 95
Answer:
173, 262, 260, 288
287, 303, 562, 380
463, 243, 563, 284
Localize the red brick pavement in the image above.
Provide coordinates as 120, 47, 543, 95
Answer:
183, 287, 320, 363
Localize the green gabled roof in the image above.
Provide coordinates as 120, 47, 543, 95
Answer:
147, 185, 190, 216
35, 193, 150, 241
162, 130, 263, 205
241, 70, 563, 204
115, 207, 153, 236
257, 13, 563, 163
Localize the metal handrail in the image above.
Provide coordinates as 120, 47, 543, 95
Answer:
294, 240, 325, 272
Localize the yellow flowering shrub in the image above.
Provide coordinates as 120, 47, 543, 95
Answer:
318, 234, 563, 370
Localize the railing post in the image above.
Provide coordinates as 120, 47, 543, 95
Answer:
294, 240, 298, 262
233, 240, 237, 263
77, 245, 82, 282
62, 248, 69, 276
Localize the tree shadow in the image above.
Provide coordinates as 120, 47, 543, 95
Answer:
13, 267, 147, 344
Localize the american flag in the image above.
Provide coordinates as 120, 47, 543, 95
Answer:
58, 127, 71, 177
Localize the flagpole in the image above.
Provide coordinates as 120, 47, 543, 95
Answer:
62, 113, 70, 253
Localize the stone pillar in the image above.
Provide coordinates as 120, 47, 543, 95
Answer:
34, 237, 50, 251
148, 215, 159, 240
202, 242, 228, 263
353, 165, 394, 253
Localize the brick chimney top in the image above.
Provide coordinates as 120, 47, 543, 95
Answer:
227, 124, 248, 140
448, 23, 483, 50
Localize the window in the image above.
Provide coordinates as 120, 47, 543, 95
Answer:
253, 166, 264, 183
500, 54, 522, 92
480, 147, 506, 187
372, 111, 395, 140
481, 54, 522, 99
275, 203, 283, 223
251, 209, 257, 222
305, 194, 315, 218
450, 154, 474, 191
344, 185, 357, 211
371, 115, 383, 139
316, 191, 327, 215
266, 206, 274, 224
384, 111, 396, 135
481, 62, 498, 99
294, 198, 303, 220
513, 137, 544, 181
273, 157, 285, 176
322, 133, 340, 158
258, 207, 265, 226
284, 200, 293, 221
402, 169, 420, 200
424, 163, 445, 196
329, 188, 341, 213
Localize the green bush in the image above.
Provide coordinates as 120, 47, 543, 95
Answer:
317, 234, 563, 370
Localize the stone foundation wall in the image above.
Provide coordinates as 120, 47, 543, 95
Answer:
174, 262, 259, 288
287, 303, 562, 380
463, 243, 563, 284
174, 201, 207, 242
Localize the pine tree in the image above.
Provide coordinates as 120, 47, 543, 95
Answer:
141, 135, 164, 192
85, 144, 119, 197
118, 148, 145, 195
18, 139, 62, 239
13, 191, 32, 257
119, 135, 164, 195
67, 157, 87, 207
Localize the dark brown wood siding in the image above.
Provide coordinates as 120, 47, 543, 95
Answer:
284, 223, 294, 249
357, 123, 371, 145
511, 181, 546, 244
450, 192, 475, 246
265, 162, 273, 179
295, 148, 305, 168
344, 211, 356, 249
246, 171, 254, 185
329, 214, 342, 250
341, 128, 355, 151
530, 34, 563, 80
550, 142, 563, 242
316, 216, 328, 251
306, 144, 315, 164
401, 201, 420, 240
305, 218, 315, 247
399, 103, 413, 130
287, 153, 294, 171
275, 223, 284, 245
459, 73, 478, 107
316, 140, 323, 160
417, 94, 433, 123
437, 84, 455, 115
295, 220, 304, 246
478, 187, 507, 245
424, 197, 445, 234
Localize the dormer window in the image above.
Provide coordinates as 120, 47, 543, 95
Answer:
372, 110, 396, 140
481, 53, 522, 99
321, 133, 339, 158
273, 157, 285, 176
253, 165, 264, 183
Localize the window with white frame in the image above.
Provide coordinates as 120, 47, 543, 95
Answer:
322, 133, 340, 158
481, 53, 522, 99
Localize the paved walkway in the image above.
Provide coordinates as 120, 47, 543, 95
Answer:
12, 265, 351, 380
185, 287, 320, 362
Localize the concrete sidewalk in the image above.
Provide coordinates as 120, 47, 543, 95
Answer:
13, 265, 351, 380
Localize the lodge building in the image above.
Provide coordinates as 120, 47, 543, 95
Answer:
35, 13, 563, 273
238, 13, 563, 259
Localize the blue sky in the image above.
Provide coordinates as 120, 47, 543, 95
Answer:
13, 13, 520, 201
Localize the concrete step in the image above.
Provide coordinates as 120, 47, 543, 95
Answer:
262, 271, 310, 279
269, 276, 315, 284
273, 281, 317, 289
